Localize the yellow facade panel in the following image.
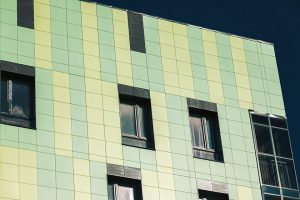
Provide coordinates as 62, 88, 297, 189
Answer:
74, 158, 90, 176
158, 19, 173, 33
87, 108, 104, 124
74, 175, 91, 193
114, 34, 130, 49
19, 166, 37, 185
54, 101, 71, 118
208, 81, 224, 104
159, 31, 175, 46
203, 41, 218, 56
202, 29, 216, 43
175, 48, 191, 63
113, 21, 129, 37
54, 117, 72, 135
173, 23, 188, 36
162, 58, 177, 73
19, 183, 38, 200
205, 54, 220, 69
112, 9, 128, 23
53, 71, 70, 88
115, 48, 131, 64
0, 146, 18, 165
0, 180, 19, 199
81, 1, 97, 15
230, 36, 244, 49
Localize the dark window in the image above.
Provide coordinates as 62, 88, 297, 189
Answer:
17, 0, 34, 29
118, 85, 154, 150
107, 175, 143, 200
128, 11, 146, 53
252, 113, 269, 125
264, 194, 282, 200
188, 107, 223, 161
0, 61, 35, 129
250, 112, 300, 198
198, 189, 229, 200
254, 125, 274, 154
270, 117, 287, 129
258, 155, 279, 186
277, 158, 298, 189
272, 128, 292, 158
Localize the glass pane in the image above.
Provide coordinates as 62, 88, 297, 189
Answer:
252, 114, 269, 125
189, 115, 204, 148
270, 117, 287, 129
272, 128, 292, 158
115, 185, 134, 200
259, 155, 279, 186
199, 190, 229, 200
137, 105, 146, 138
254, 125, 274, 154
203, 117, 215, 149
264, 194, 281, 200
277, 158, 298, 189
120, 102, 136, 136
1, 73, 33, 120
108, 183, 114, 200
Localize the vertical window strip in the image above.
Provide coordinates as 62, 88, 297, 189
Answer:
128, 12, 146, 53
17, 0, 34, 29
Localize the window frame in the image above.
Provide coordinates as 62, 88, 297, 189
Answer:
118, 84, 155, 150
187, 98, 223, 162
0, 60, 36, 129
107, 164, 143, 200
250, 111, 300, 199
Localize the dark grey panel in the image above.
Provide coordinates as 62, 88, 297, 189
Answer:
197, 178, 228, 194
118, 84, 150, 99
17, 0, 34, 29
107, 164, 141, 180
0, 60, 35, 77
187, 98, 217, 112
127, 11, 146, 53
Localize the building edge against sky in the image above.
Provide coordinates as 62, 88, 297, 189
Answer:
0, 0, 299, 200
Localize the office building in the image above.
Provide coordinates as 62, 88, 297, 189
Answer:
0, 0, 299, 199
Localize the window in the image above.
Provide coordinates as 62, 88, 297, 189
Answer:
17, 0, 34, 29
128, 11, 146, 53
107, 176, 143, 200
188, 98, 223, 161
198, 189, 229, 200
118, 84, 154, 149
250, 111, 299, 199
0, 61, 35, 129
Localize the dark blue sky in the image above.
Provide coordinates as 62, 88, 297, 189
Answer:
94, 0, 300, 181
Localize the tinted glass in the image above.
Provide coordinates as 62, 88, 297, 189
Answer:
199, 190, 229, 200
270, 117, 287, 129
259, 155, 279, 186
264, 194, 281, 200
272, 128, 292, 158
254, 125, 273, 154
1, 72, 33, 119
190, 115, 205, 148
128, 12, 146, 53
252, 114, 269, 125
277, 158, 298, 189
189, 113, 217, 150
120, 102, 136, 136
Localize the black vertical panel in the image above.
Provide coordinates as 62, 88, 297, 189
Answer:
17, 0, 34, 29
127, 12, 146, 53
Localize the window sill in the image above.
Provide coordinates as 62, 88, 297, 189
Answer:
122, 135, 155, 151
193, 148, 223, 162
0, 115, 36, 129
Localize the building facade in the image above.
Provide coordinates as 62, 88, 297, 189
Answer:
0, 0, 299, 199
